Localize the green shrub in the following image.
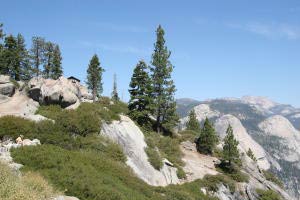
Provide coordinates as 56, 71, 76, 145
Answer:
228, 171, 249, 183
35, 104, 63, 119
216, 161, 249, 183
247, 148, 257, 162
176, 166, 186, 179
0, 116, 36, 139
201, 174, 236, 193
11, 145, 215, 200
256, 189, 282, 200
178, 130, 198, 142
263, 170, 284, 188
145, 147, 163, 170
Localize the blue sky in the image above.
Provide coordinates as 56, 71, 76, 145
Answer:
1, 0, 300, 106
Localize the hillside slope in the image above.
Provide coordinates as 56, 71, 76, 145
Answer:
178, 96, 300, 199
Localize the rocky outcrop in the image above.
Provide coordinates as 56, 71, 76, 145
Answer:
258, 115, 300, 163
180, 141, 219, 182
0, 90, 47, 122
0, 75, 15, 97
178, 97, 300, 199
28, 77, 92, 108
101, 115, 179, 186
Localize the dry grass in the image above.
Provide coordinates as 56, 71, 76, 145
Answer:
0, 162, 59, 200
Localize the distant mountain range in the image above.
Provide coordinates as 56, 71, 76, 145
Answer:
177, 96, 300, 199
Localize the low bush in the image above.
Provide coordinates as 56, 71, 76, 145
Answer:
176, 166, 186, 179
201, 174, 236, 193
145, 147, 163, 170
11, 145, 215, 200
262, 170, 284, 188
216, 161, 249, 183
0, 116, 36, 139
0, 162, 58, 200
178, 130, 199, 142
256, 189, 282, 200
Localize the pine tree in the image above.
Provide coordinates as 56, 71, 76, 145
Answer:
128, 60, 153, 126
196, 118, 219, 154
223, 124, 240, 165
150, 25, 178, 133
0, 23, 4, 74
111, 73, 119, 101
247, 148, 257, 162
30, 36, 45, 77
16, 33, 32, 81
86, 54, 104, 102
43, 42, 54, 78
0, 23, 4, 50
1, 35, 18, 78
51, 44, 63, 79
186, 109, 200, 132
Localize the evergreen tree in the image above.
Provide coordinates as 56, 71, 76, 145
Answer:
43, 42, 54, 78
196, 118, 218, 154
247, 148, 257, 162
30, 36, 45, 77
223, 124, 240, 165
128, 60, 153, 125
16, 34, 32, 81
51, 44, 63, 79
86, 54, 104, 102
1, 35, 18, 77
150, 25, 178, 133
0, 23, 4, 51
186, 109, 200, 132
111, 73, 119, 101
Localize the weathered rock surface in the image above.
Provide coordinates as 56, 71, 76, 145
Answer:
0, 90, 46, 121
180, 141, 219, 182
53, 196, 80, 200
178, 97, 300, 199
0, 75, 15, 97
28, 76, 92, 108
101, 115, 179, 186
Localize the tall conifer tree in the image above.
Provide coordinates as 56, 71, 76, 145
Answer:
150, 25, 178, 133
16, 34, 32, 80
30, 36, 45, 77
111, 73, 120, 101
223, 124, 240, 165
51, 44, 63, 79
43, 42, 54, 78
128, 60, 153, 125
196, 118, 219, 154
86, 54, 104, 102
1, 35, 18, 78
186, 109, 200, 132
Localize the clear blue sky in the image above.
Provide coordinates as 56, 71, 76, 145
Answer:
1, 0, 300, 106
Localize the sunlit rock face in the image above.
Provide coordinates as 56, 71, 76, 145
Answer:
101, 115, 179, 186
177, 96, 300, 199
28, 76, 92, 108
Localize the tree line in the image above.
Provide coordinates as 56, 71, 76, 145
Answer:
85, 25, 179, 133
0, 23, 63, 81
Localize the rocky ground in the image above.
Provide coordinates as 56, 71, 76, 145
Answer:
178, 96, 300, 199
